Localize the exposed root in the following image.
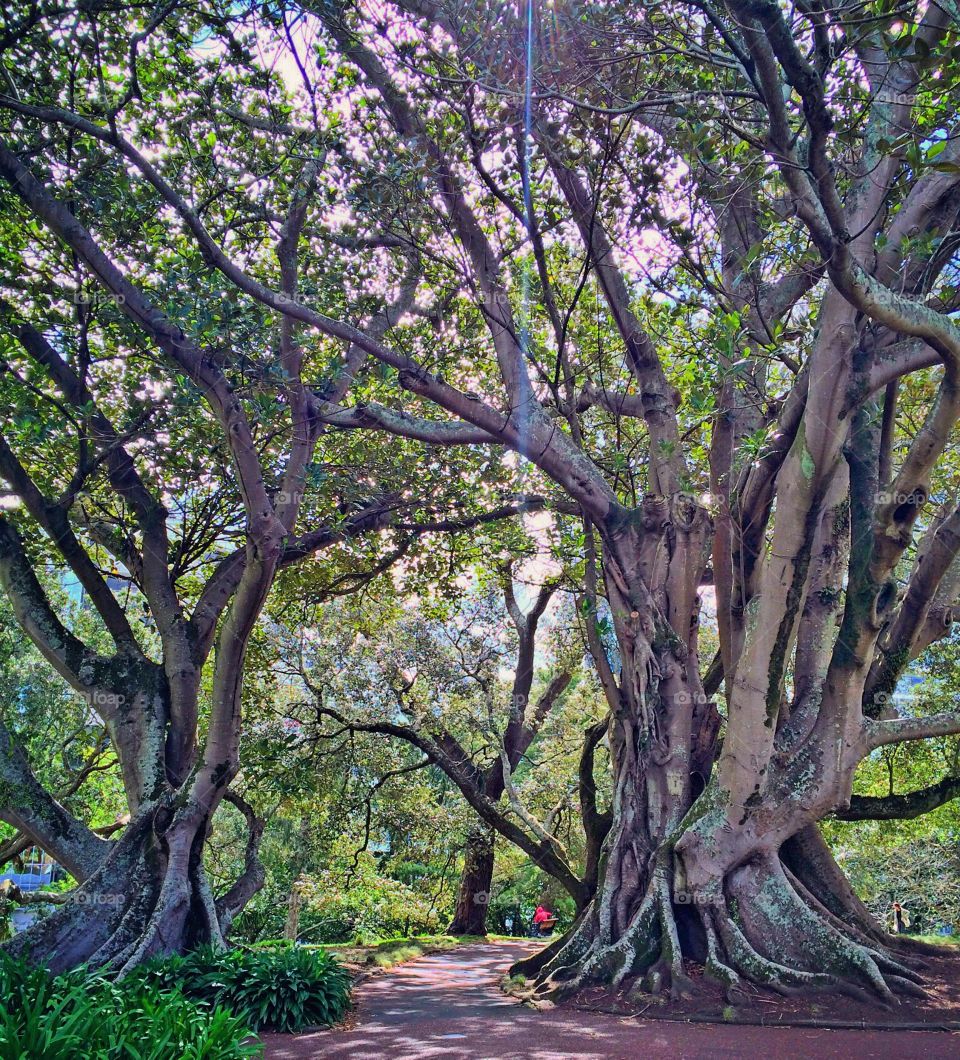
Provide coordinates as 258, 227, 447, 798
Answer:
701, 911, 741, 992
705, 855, 931, 1005
865, 947, 926, 986
781, 826, 889, 944
527, 887, 661, 1001
524, 840, 935, 1010
711, 906, 850, 997
509, 929, 570, 980
3, 807, 235, 976
885, 974, 931, 1000
652, 869, 692, 999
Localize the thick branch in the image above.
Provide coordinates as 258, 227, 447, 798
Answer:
865, 710, 960, 750
835, 775, 960, 821
0, 515, 108, 699
0, 719, 112, 881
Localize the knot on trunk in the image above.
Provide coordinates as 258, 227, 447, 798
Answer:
152, 800, 175, 837
870, 577, 899, 628
641, 494, 670, 531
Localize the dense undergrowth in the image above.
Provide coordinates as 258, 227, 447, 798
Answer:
0, 944, 351, 1057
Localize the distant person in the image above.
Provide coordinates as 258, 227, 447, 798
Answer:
889, 901, 911, 934
532, 904, 557, 936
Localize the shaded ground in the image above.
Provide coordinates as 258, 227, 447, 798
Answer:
573, 950, 960, 1028
262, 940, 960, 1058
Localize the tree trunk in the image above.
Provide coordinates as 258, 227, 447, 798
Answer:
284, 879, 303, 942
4, 799, 224, 976
447, 829, 495, 936
519, 732, 928, 1003
513, 495, 928, 1004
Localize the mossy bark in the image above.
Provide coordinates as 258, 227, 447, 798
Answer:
4, 799, 224, 976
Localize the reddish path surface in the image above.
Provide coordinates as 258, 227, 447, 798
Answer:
262, 940, 960, 1059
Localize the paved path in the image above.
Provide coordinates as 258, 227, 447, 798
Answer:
262, 940, 960, 1059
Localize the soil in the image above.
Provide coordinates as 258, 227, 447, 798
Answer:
570, 951, 960, 1028
261, 940, 960, 1058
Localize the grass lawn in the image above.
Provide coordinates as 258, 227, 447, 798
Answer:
317, 933, 529, 970
909, 932, 960, 946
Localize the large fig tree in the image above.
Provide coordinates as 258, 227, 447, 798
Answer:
285, 0, 960, 1001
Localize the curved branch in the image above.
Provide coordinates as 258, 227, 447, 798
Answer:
0, 719, 113, 881
0, 74, 617, 522
835, 775, 960, 821
0, 516, 109, 699
322, 402, 501, 445
215, 790, 266, 936
311, 703, 587, 905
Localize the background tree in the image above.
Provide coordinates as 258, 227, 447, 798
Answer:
0, 0, 538, 971
275, 562, 610, 929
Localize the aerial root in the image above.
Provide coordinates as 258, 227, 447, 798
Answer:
524, 850, 932, 1008
529, 886, 662, 1000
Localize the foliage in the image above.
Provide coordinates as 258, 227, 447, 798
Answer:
0, 954, 259, 1059
486, 854, 577, 935
295, 845, 445, 944
265, 583, 605, 921
126, 945, 351, 1033
834, 831, 960, 934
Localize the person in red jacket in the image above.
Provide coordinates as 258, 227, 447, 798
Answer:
533, 904, 557, 936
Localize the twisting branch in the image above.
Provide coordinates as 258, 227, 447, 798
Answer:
0, 719, 112, 881
215, 790, 266, 936
0, 516, 111, 700
0, 429, 138, 650
835, 775, 960, 822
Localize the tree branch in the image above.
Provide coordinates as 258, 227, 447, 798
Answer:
215, 790, 266, 935
0, 719, 113, 881
835, 775, 960, 821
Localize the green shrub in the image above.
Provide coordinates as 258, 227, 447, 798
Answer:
250, 938, 295, 951
294, 848, 444, 943
0, 954, 259, 1060
129, 945, 352, 1033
